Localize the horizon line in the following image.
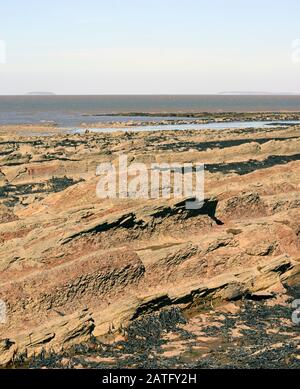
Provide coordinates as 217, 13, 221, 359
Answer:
1, 93, 300, 97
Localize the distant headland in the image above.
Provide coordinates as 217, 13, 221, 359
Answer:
219, 91, 296, 95
25, 92, 56, 96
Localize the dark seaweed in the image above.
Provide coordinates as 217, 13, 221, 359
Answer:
13, 287, 300, 369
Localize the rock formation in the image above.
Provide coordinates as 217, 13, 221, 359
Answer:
0, 123, 299, 367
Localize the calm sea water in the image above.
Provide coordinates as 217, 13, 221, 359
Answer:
70, 121, 300, 134
1, 95, 300, 127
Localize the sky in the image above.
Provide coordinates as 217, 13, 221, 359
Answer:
0, 0, 300, 94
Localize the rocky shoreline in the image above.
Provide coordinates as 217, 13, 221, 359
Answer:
0, 120, 300, 368
81, 112, 300, 129
12, 288, 300, 369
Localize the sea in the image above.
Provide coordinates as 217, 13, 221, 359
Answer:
1, 95, 300, 129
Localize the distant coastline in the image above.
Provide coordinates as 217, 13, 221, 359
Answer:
218, 91, 298, 95
25, 92, 56, 96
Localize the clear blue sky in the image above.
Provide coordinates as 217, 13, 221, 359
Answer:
0, 0, 300, 94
